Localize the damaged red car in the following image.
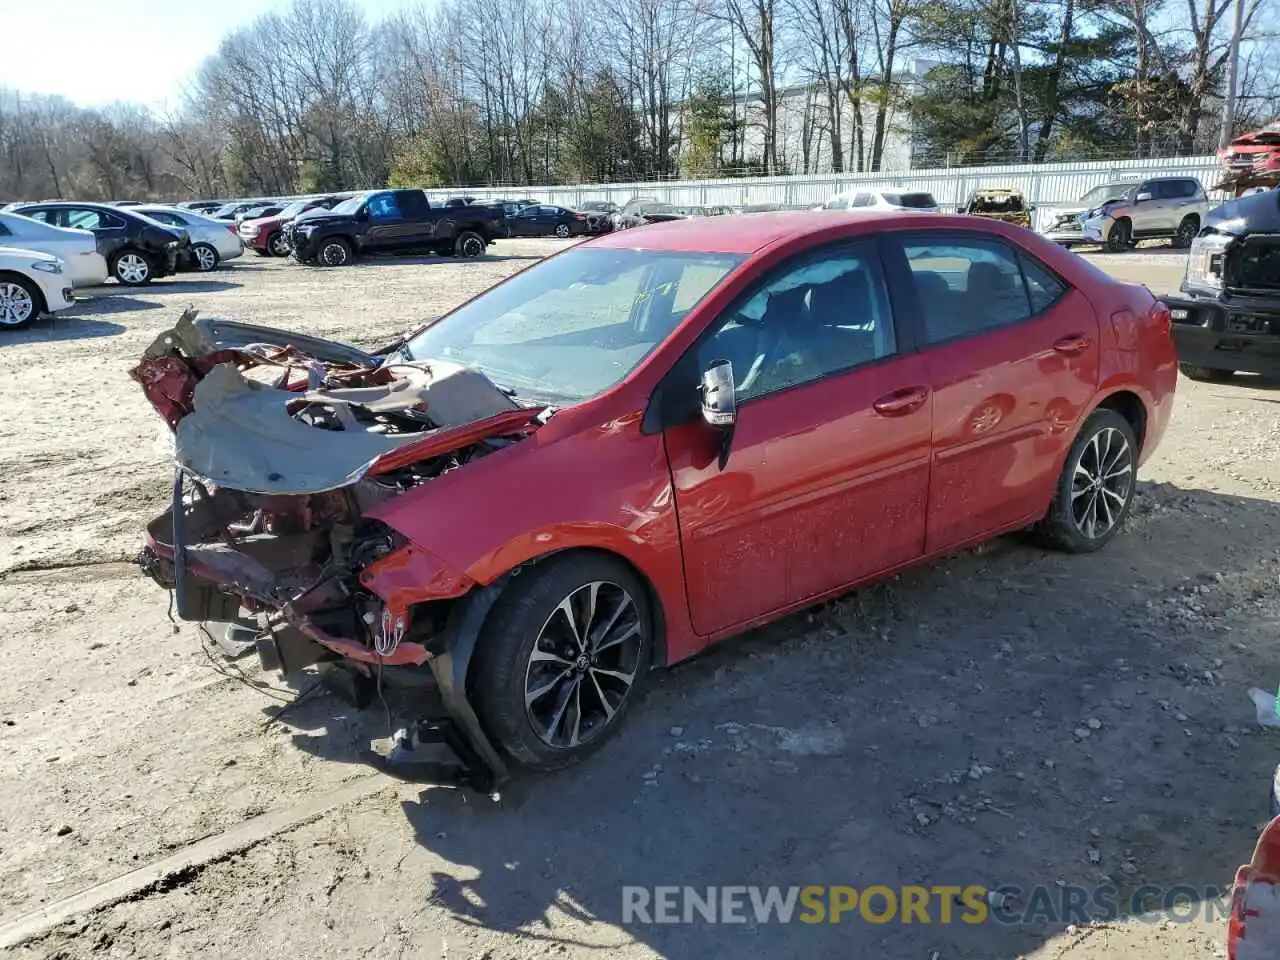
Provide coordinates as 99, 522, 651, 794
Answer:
1220, 119, 1280, 176
132, 212, 1177, 789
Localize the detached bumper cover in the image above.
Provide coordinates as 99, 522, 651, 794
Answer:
1167, 294, 1280, 375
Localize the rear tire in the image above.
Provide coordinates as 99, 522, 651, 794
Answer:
1035, 408, 1138, 554
1179, 363, 1233, 382
455, 230, 487, 259
191, 243, 219, 272
554, 223, 570, 239
1173, 215, 1199, 249
471, 554, 654, 771
110, 249, 153, 285
1105, 219, 1132, 254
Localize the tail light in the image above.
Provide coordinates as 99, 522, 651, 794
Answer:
1227, 816, 1280, 960
226, 224, 238, 235
573, 214, 586, 221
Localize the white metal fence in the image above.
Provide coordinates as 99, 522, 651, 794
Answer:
426, 155, 1225, 211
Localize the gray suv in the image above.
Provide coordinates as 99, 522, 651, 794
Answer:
1080, 177, 1210, 252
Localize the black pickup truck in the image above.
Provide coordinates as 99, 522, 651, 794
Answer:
1166, 188, 1280, 381
287, 189, 509, 266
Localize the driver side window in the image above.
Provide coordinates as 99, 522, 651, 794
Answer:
368, 194, 400, 220
697, 244, 896, 403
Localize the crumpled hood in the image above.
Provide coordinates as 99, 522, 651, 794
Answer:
132, 309, 545, 496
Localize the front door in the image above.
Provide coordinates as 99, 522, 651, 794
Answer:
664, 241, 932, 636
362, 192, 416, 252
885, 231, 1100, 552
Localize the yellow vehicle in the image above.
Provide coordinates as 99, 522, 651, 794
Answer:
958, 188, 1033, 228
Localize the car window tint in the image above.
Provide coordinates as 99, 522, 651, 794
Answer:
1019, 254, 1068, 313
0, 222, 9, 236
825, 196, 849, 210
698, 245, 895, 402
147, 211, 182, 226
367, 193, 401, 220
904, 238, 1032, 343
65, 209, 106, 230
852, 193, 873, 207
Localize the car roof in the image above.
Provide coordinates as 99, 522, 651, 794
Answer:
590, 210, 981, 254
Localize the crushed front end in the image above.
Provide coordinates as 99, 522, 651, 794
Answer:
131, 309, 546, 790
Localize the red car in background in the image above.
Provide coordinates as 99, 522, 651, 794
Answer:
1219, 119, 1280, 175
132, 212, 1177, 789
239, 195, 342, 257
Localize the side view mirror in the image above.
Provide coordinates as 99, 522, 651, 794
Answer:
1136, 192, 1153, 203
700, 359, 736, 428
699, 359, 736, 470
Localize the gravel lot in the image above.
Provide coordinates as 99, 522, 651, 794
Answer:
2, 239, 1278, 959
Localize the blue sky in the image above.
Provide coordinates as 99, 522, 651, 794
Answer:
0, 0, 414, 113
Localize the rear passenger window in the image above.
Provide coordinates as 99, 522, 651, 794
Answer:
1019, 255, 1068, 313
903, 238, 1030, 343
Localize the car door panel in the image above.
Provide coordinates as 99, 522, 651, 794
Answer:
891, 235, 1100, 552
921, 293, 1099, 548
666, 356, 931, 635
663, 241, 930, 636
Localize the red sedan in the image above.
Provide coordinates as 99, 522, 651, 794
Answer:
133, 212, 1177, 787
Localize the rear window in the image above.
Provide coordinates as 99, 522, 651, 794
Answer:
884, 192, 937, 209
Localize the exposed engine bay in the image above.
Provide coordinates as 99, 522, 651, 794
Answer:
132, 309, 548, 789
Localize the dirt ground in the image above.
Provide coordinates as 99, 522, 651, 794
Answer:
1, 239, 1277, 959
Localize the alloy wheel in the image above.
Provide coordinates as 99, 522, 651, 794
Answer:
1176, 219, 1197, 248
194, 245, 217, 272
460, 235, 485, 258
555, 224, 570, 239
321, 242, 348, 266
1070, 426, 1133, 539
117, 253, 150, 283
523, 580, 644, 750
0, 282, 34, 326
269, 233, 290, 256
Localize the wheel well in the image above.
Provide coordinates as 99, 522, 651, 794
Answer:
1179, 213, 1200, 225
1097, 390, 1147, 453
496, 546, 669, 668
0, 270, 46, 314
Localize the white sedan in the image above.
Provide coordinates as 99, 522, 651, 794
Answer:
0, 246, 74, 329
0, 211, 107, 287
131, 205, 244, 272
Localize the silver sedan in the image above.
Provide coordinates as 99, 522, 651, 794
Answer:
131, 205, 245, 272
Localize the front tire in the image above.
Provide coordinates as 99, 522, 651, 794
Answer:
111, 249, 153, 285
317, 237, 354, 267
0, 274, 43, 330
471, 554, 654, 771
1179, 363, 1234, 382
455, 230, 487, 259
1105, 219, 1132, 253
1036, 408, 1138, 554
192, 243, 219, 272
267, 232, 290, 257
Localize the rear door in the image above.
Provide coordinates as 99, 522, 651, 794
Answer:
884, 230, 1100, 552
396, 190, 437, 247
664, 240, 932, 635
